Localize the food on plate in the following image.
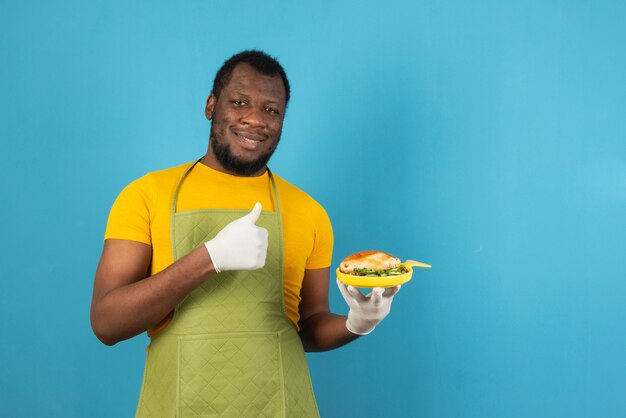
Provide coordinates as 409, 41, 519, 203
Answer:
339, 250, 408, 277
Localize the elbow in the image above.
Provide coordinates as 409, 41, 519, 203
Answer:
95, 331, 118, 347
90, 309, 121, 346
97, 336, 118, 347
91, 320, 118, 346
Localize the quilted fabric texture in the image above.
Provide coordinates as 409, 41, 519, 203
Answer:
179, 334, 281, 417
135, 205, 319, 417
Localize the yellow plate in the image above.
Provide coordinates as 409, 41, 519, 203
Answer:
336, 259, 431, 288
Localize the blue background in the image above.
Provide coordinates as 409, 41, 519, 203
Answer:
1, 1, 625, 417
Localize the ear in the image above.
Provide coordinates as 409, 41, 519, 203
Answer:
205, 94, 216, 120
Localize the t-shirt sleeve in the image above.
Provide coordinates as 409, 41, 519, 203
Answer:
305, 203, 334, 269
104, 174, 154, 245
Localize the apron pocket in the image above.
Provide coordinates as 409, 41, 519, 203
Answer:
178, 332, 283, 418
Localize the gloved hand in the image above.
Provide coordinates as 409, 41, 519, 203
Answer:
337, 279, 401, 335
204, 202, 268, 273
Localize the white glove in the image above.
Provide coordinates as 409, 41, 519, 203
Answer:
337, 279, 401, 335
204, 202, 268, 272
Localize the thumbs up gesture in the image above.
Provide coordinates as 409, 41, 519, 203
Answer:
204, 203, 269, 272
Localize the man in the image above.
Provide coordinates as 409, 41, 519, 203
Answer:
91, 50, 400, 417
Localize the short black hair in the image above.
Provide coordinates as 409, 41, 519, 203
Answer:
211, 50, 290, 106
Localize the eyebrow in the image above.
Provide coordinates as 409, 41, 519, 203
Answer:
231, 90, 283, 106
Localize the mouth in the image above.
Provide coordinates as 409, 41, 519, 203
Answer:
233, 130, 266, 145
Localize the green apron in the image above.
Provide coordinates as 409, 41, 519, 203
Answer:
135, 161, 320, 417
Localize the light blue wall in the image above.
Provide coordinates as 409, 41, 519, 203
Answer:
1, 1, 625, 417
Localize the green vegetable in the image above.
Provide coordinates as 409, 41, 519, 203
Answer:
351, 266, 408, 277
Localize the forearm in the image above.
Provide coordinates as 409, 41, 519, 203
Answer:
91, 246, 215, 345
298, 312, 359, 352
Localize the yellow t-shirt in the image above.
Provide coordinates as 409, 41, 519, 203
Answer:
105, 161, 333, 334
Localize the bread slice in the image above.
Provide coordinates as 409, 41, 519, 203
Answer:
339, 250, 401, 273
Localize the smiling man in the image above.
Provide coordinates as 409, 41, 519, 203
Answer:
90, 50, 401, 417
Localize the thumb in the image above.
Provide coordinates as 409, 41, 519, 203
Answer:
246, 202, 262, 224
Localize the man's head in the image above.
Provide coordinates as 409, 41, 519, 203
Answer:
211, 50, 290, 107
203, 50, 290, 177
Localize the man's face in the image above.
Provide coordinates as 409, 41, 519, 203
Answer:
205, 63, 287, 176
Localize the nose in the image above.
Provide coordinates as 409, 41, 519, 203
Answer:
240, 106, 267, 127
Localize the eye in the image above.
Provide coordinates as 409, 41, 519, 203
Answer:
265, 107, 279, 115
232, 100, 247, 106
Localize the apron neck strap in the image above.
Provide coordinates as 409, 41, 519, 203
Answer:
171, 158, 281, 216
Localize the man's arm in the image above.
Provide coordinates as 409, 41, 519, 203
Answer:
298, 268, 359, 352
298, 267, 402, 351
90, 239, 215, 346
91, 203, 268, 346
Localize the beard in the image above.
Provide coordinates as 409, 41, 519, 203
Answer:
210, 128, 280, 176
